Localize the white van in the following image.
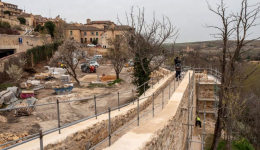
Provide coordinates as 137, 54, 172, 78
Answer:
93, 55, 103, 59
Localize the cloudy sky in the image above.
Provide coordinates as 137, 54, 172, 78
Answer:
6, 0, 260, 43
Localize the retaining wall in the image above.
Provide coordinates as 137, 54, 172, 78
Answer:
105, 71, 195, 150
0, 34, 51, 53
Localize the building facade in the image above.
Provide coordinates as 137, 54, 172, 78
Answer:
0, 0, 22, 17
66, 19, 133, 48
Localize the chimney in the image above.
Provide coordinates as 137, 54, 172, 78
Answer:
87, 19, 91, 24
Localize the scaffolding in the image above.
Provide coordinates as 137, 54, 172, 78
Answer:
187, 66, 221, 150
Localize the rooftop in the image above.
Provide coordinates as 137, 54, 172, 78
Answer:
67, 25, 103, 31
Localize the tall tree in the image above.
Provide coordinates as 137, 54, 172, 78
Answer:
206, 0, 260, 149
118, 7, 179, 94
17, 17, 26, 25
107, 37, 129, 79
54, 38, 85, 83
44, 21, 56, 37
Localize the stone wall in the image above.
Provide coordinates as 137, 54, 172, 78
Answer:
141, 74, 196, 150
0, 34, 51, 53
43, 73, 175, 150
0, 52, 26, 83
0, 18, 20, 27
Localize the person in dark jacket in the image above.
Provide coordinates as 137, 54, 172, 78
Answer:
175, 57, 181, 81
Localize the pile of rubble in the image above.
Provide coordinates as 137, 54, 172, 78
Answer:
150, 70, 164, 77
0, 132, 29, 148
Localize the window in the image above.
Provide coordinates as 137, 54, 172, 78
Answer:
84, 32, 87, 36
85, 38, 87, 43
70, 31, 73, 36
96, 38, 98, 43
96, 32, 98, 36
91, 32, 94, 36
90, 38, 92, 42
81, 38, 83, 43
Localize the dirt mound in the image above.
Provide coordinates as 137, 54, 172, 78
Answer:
100, 75, 116, 82
0, 132, 29, 148
0, 115, 7, 123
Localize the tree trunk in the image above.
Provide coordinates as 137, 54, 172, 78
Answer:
116, 72, 119, 80
211, 109, 223, 150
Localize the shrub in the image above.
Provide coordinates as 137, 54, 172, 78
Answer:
6, 64, 23, 81
12, 25, 23, 31
0, 21, 11, 28
26, 42, 62, 64
17, 17, 26, 25
108, 79, 123, 86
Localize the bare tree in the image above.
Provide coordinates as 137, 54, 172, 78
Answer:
117, 7, 179, 94
54, 20, 68, 41
206, 0, 260, 149
118, 7, 179, 74
107, 37, 129, 79
54, 38, 85, 84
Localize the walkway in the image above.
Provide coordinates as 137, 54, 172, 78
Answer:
104, 71, 193, 150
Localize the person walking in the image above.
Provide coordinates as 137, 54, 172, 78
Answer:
174, 57, 181, 81
196, 116, 202, 128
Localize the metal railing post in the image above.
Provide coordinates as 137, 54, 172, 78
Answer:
118, 92, 120, 111
132, 89, 134, 104
162, 90, 164, 109
137, 98, 140, 126
174, 78, 176, 91
94, 95, 97, 119
152, 77, 153, 89
39, 129, 43, 150
187, 73, 191, 150
169, 82, 171, 99
144, 84, 146, 96
152, 93, 155, 117
108, 107, 111, 146
56, 99, 61, 134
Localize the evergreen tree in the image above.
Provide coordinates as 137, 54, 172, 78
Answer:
133, 54, 151, 95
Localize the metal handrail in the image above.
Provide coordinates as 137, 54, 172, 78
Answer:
0, 68, 185, 150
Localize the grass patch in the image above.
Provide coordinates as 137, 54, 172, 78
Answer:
108, 79, 123, 86
0, 83, 14, 91
87, 83, 106, 88
205, 134, 255, 150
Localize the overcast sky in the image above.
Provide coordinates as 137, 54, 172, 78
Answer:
6, 0, 260, 43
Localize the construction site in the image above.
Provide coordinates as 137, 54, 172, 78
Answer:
0, 63, 222, 150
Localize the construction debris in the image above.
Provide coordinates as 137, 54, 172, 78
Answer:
0, 132, 29, 148
100, 75, 116, 82
14, 97, 37, 117
20, 82, 32, 89
45, 81, 57, 89
0, 115, 7, 123
52, 84, 74, 95
61, 75, 70, 84
31, 85, 45, 91
0, 90, 18, 105
20, 91, 34, 99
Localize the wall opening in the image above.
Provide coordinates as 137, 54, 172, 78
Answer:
0, 49, 15, 58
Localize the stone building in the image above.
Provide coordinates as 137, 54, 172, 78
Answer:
66, 19, 133, 48
0, 0, 22, 17
17, 13, 36, 27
